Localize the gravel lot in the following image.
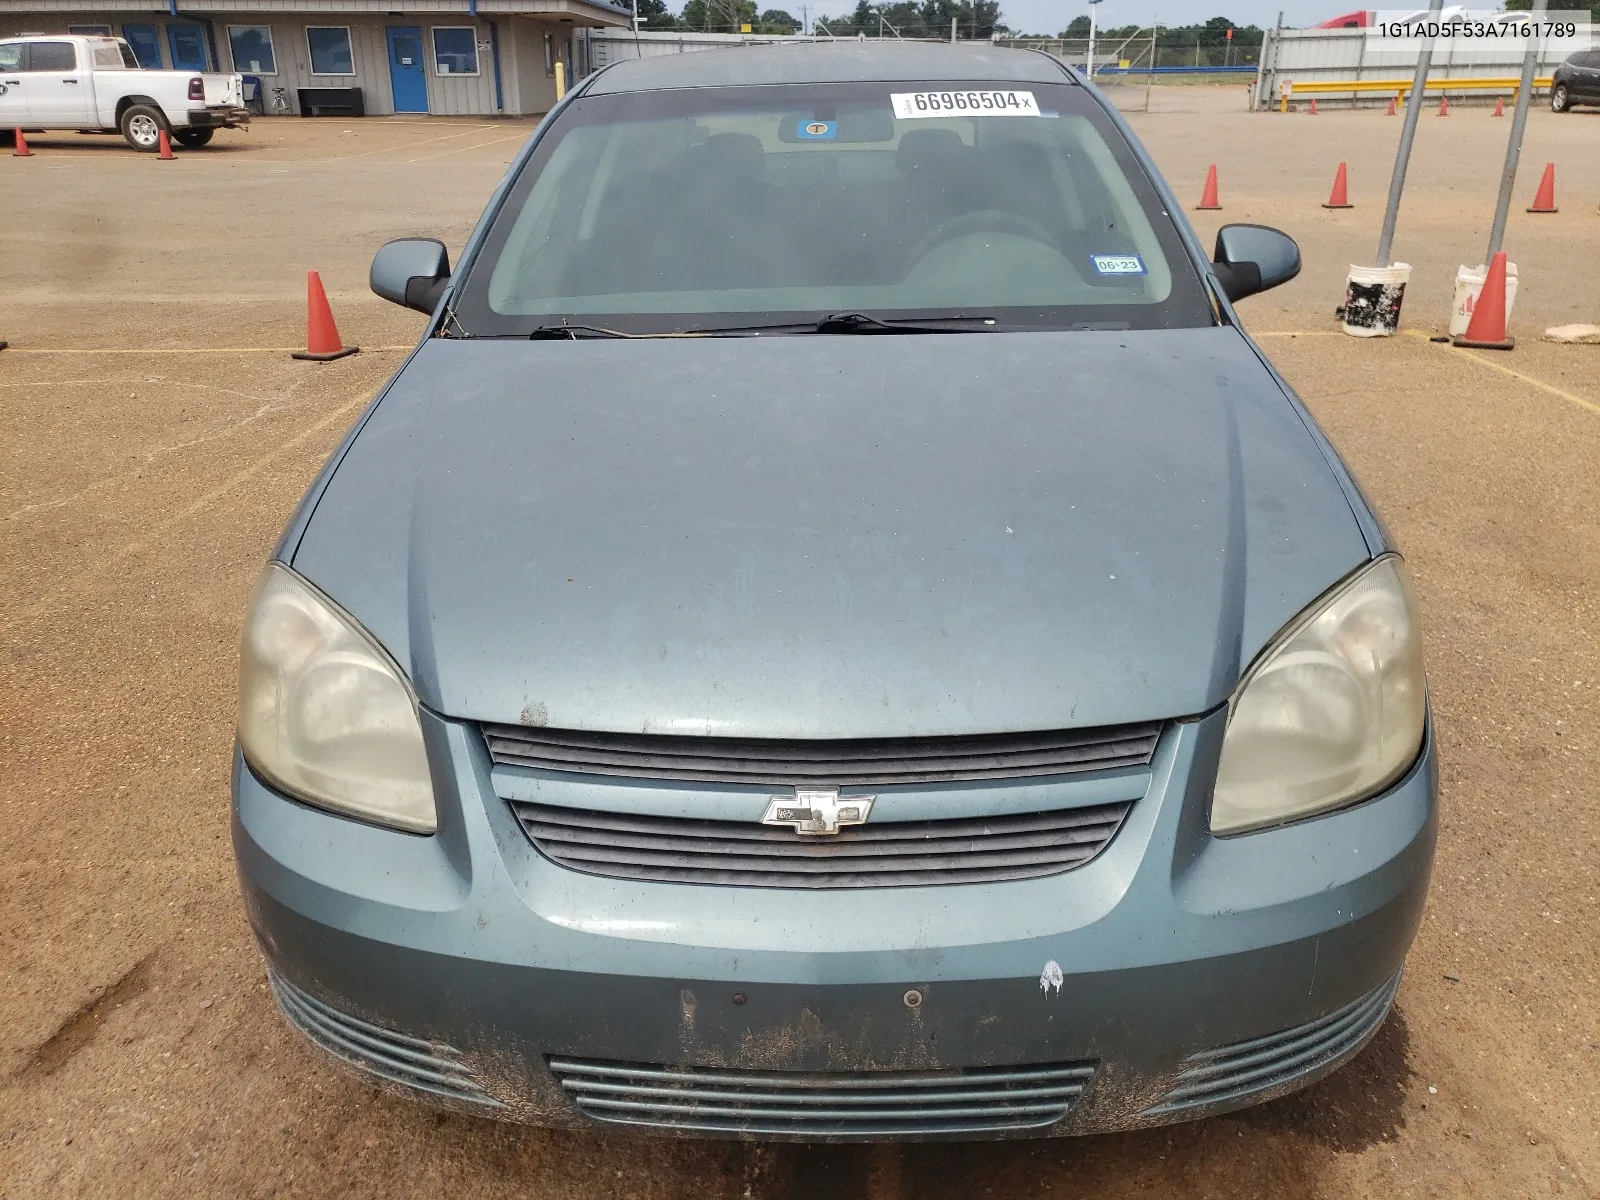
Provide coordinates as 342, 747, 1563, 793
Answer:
1, 89, 1596, 1198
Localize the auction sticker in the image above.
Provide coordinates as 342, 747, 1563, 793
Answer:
891, 90, 1041, 118
1091, 254, 1147, 275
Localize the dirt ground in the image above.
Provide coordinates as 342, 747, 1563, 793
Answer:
1, 90, 1596, 1199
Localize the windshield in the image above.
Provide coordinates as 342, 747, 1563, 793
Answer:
453, 80, 1214, 335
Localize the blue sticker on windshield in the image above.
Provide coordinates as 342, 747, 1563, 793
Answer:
1091, 254, 1147, 276
796, 119, 837, 140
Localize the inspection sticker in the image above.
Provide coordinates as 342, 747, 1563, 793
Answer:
891, 90, 1041, 119
1090, 254, 1147, 276
795, 119, 837, 139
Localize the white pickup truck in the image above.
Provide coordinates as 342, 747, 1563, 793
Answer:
0, 34, 247, 151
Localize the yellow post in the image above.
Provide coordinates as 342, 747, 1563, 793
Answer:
1279, 92, 1287, 113
555, 60, 566, 101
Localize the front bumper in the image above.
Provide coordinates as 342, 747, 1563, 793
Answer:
186, 106, 250, 129
232, 710, 1437, 1140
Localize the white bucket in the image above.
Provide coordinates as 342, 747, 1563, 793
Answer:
1342, 264, 1412, 337
1450, 262, 1519, 337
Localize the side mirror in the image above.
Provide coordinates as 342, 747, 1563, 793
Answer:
1211, 224, 1301, 303
371, 238, 451, 314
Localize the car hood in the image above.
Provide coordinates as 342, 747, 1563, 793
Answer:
291, 328, 1370, 738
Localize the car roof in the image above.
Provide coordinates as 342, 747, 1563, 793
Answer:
583, 42, 1076, 94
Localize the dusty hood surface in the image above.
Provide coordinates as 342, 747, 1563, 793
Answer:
291, 327, 1370, 738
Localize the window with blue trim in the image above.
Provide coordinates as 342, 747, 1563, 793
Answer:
431, 27, 478, 76
306, 27, 353, 76
228, 25, 276, 75
121, 24, 162, 68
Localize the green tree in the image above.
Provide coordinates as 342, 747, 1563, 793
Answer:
679, 0, 756, 29
1061, 15, 1090, 37
815, 0, 998, 38
1504, 0, 1600, 15
758, 7, 799, 30
881, 0, 927, 36
633, 0, 677, 29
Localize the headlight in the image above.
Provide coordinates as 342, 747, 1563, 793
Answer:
237, 563, 436, 833
1211, 555, 1426, 835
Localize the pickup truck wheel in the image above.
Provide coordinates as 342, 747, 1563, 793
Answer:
174, 128, 214, 148
120, 104, 169, 152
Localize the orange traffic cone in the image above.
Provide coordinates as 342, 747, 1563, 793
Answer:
1438, 95, 1449, 116
1323, 162, 1353, 209
1527, 162, 1557, 212
1453, 252, 1515, 350
157, 128, 175, 159
1492, 96, 1504, 117
1386, 97, 1398, 116
1309, 98, 1319, 115
12, 128, 32, 156
292, 271, 359, 361
1196, 164, 1221, 211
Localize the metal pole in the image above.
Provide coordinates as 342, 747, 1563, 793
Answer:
1086, 2, 1097, 78
1486, 0, 1546, 262
951, 16, 957, 43
1145, 24, 1156, 112
1375, 0, 1443, 268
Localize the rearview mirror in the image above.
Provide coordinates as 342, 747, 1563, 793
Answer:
371, 238, 451, 314
1211, 224, 1300, 303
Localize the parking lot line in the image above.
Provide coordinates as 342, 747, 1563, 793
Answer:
5, 389, 374, 623
317, 127, 489, 162
401, 133, 528, 164
1402, 329, 1600, 417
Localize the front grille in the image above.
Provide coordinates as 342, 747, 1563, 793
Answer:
269, 971, 502, 1109
512, 799, 1133, 888
548, 1056, 1096, 1137
484, 722, 1161, 786
1141, 972, 1401, 1118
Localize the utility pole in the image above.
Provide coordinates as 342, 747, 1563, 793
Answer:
631, 0, 638, 33
951, 16, 957, 42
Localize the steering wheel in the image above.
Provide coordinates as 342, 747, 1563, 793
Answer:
907, 209, 1059, 268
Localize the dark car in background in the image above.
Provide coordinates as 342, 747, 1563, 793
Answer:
231, 43, 1435, 1140
1551, 49, 1600, 110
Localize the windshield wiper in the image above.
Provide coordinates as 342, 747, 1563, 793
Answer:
526, 323, 642, 339
673, 312, 1000, 336
814, 312, 997, 334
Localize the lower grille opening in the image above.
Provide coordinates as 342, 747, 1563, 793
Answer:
269, 970, 502, 1109
549, 1055, 1096, 1137
1142, 971, 1401, 1117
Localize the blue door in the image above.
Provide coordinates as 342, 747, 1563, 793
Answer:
122, 24, 163, 68
166, 23, 208, 71
386, 27, 428, 113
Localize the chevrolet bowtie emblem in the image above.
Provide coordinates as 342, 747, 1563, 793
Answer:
761, 787, 874, 835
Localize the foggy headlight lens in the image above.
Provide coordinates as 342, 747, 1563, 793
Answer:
237, 563, 436, 833
1211, 555, 1426, 835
